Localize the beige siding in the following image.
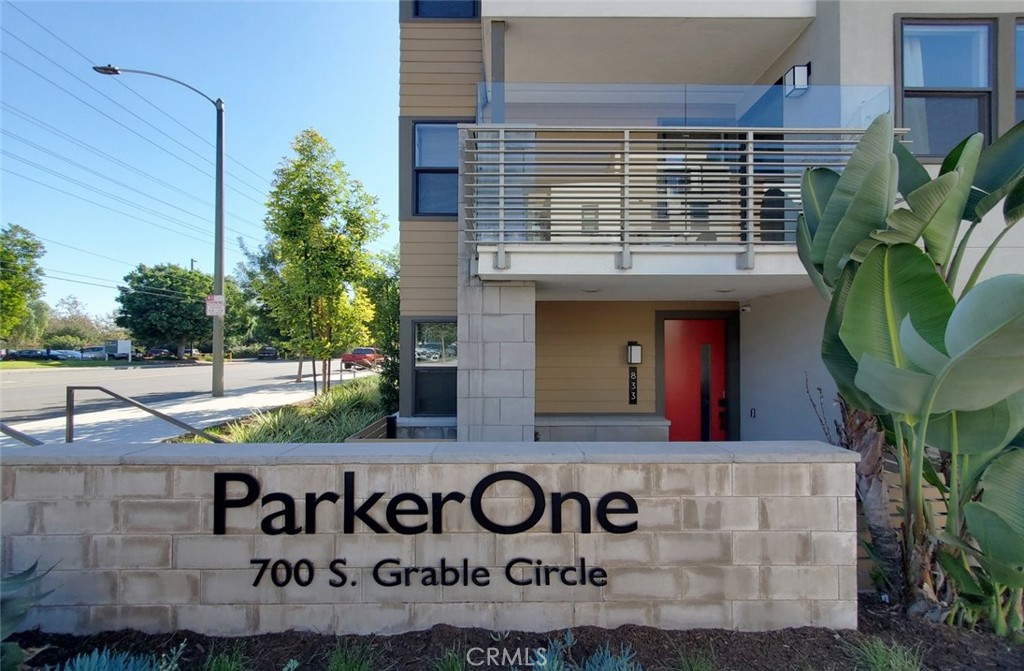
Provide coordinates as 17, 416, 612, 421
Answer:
399, 22, 482, 117
400, 220, 457, 316
536, 301, 736, 415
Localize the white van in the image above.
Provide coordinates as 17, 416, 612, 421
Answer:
81, 346, 107, 360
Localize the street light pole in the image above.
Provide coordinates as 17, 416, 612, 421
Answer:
93, 65, 226, 397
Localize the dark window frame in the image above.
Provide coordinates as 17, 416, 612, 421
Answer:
897, 17, 995, 159
413, 122, 460, 217
413, 0, 479, 19
407, 317, 457, 417
1017, 21, 1024, 123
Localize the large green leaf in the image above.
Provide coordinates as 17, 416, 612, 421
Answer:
936, 548, 985, 596
796, 214, 829, 299
978, 448, 1024, 538
801, 167, 840, 241
840, 244, 954, 369
1004, 174, 1024, 226
964, 501, 1024, 566
899, 316, 949, 375
894, 139, 930, 198
930, 274, 1024, 413
879, 171, 960, 246
926, 392, 1024, 455
810, 114, 894, 264
823, 155, 898, 285
855, 354, 933, 415
967, 118, 1024, 222
821, 265, 883, 413
921, 135, 981, 269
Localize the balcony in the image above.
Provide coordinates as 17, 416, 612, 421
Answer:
460, 123, 880, 298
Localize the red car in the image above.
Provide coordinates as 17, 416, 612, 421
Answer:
341, 347, 385, 369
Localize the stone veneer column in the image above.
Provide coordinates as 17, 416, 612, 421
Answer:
457, 280, 536, 441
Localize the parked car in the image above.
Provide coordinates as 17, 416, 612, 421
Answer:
4, 349, 49, 361
257, 346, 278, 360
144, 348, 173, 359
81, 346, 108, 360
50, 349, 83, 360
341, 347, 385, 369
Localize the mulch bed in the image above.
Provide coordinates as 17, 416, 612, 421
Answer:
13, 597, 1023, 670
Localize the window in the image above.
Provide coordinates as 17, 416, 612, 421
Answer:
414, 123, 459, 216
414, 0, 478, 19
901, 21, 992, 156
414, 322, 456, 416
1017, 22, 1023, 124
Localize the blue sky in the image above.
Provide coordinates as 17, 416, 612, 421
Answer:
2, 0, 399, 318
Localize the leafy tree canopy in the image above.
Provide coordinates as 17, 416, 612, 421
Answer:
246, 129, 387, 392
0, 224, 45, 340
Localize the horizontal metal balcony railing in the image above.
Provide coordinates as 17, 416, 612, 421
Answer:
459, 125, 878, 270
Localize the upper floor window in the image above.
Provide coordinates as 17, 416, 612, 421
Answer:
414, 0, 478, 19
901, 20, 993, 157
414, 123, 458, 216
1017, 22, 1023, 123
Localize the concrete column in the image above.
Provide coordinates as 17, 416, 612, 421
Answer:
457, 280, 535, 442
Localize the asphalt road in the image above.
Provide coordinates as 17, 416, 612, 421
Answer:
0, 359, 317, 422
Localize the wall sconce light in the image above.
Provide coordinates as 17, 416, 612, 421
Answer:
626, 341, 642, 365
784, 63, 810, 97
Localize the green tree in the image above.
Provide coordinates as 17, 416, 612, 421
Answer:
255, 129, 386, 393
44, 296, 104, 348
0, 224, 45, 341
364, 250, 400, 411
115, 264, 211, 357
5, 299, 49, 347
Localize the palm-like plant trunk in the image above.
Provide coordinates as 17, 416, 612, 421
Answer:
839, 399, 905, 602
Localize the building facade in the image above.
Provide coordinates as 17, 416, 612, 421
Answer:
397, 0, 1024, 442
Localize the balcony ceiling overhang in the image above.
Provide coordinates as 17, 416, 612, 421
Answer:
489, 17, 814, 86
475, 247, 813, 302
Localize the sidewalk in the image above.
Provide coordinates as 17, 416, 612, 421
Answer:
0, 369, 370, 446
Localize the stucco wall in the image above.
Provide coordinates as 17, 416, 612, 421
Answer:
740, 288, 839, 442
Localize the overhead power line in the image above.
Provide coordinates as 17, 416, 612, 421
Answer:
2, 51, 266, 206
1, 103, 265, 230
5, 0, 273, 188
3, 168, 235, 249
3, 131, 263, 243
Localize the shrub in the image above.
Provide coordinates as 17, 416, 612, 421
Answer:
2, 562, 52, 671
46, 642, 185, 671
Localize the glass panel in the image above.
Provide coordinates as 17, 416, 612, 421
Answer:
415, 323, 457, 367
903, 23, 990, 88
1017, 94, 1024, 125
415, 0, 477, 19
903, 95, 983, 156
415, 124, 458, 167
415, 171, 458, 215
414, 369, 456, 416
1017, 24, 1024, 88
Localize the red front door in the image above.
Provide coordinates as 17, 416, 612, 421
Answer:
664, 319, 728, 441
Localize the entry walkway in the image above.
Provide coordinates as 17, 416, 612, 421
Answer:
0, 369, 371, 446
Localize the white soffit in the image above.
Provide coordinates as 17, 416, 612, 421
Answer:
500, 17, 813, 85
483, 1, 817, 19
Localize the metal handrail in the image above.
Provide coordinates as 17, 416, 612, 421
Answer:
1, 422, 43, 446
459, 125, 905, 266
65, 386, 225, 443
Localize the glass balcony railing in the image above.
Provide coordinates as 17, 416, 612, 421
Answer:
477, 83, 891, 130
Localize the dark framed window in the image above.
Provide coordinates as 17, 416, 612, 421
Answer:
1017, 22, 1023, 123
413, 321, 457, 416
900, 20, 993, 157
414, 123, 458, 216
414, 0, 478, 19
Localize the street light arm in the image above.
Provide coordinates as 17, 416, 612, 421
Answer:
93, 65, 218, 106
